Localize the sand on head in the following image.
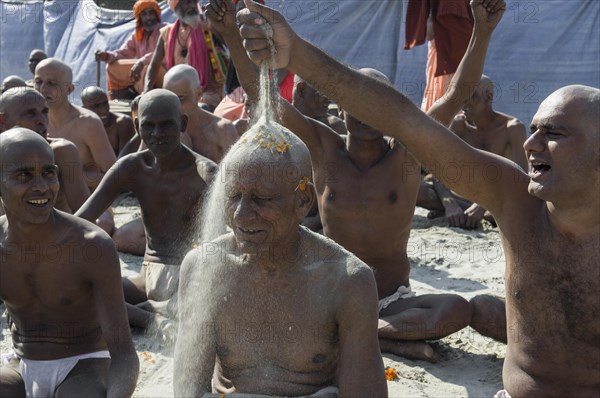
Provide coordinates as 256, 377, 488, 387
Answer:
138, 88, 182, 117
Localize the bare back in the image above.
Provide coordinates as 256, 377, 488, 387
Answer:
48, 105, 116, 189
314, 134, 421, 298
187, 108, 238, 162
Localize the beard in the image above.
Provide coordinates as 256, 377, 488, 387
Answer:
179, 12, 201, 28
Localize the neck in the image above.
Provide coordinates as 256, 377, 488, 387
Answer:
244, 228, 304, 274
346, 134, 388, 170
153, 144, 186, 170
49, 101, 73, 125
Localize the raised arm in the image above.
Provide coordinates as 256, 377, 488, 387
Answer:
75, 157, 132, 222
206, 0, 332, 156
144, 37, 166, 92
88, 235, 139, 397
427, 0, 504, 126
238, 0, 525, 215
174, 250, 215, 396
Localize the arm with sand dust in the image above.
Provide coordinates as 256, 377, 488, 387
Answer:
237, 0, 526, 216
174, 250, 215, 396
145, 36, 166, 92
206, 0, 335, 159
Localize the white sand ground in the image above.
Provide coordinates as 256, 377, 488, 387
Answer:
1, 199, 507, 398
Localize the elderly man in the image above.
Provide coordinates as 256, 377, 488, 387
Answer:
95, 0, 166, 99
238, 0, 600, 395
145, 0, 226, 109
76, 89, 217, 339
0, 87, 90, 214
208, 0, 506, 361
175, 125, 387, 397
0, 129, 138, 398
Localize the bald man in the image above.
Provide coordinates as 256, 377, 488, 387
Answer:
26, 49, 47, 87
76, 89, 217, 338
175, 125, 386, 397
163, 64, 238, 162
238, 0, 600, 394
0, 87, 90, 214
0, 128, 138, 398
209, 0, 507, 362
1, 76, 27, 93
419, 74, 528, 229
34, 58, 117, 191
81, 86, 135, 156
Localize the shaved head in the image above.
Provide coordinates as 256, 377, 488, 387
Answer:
138, 89, 182, 117
0, 127, 52, 161
35, 58, 73, 83
0, 86, 44, 113
81, 86, 108, 104
163, 64, 200, 90
1, 76, 27, 93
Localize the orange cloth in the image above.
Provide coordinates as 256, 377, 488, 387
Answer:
421, 40, 454, 111
133, 0, 161, 43
405, 0, 473, 76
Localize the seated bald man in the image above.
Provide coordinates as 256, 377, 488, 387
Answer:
81, 86, 136, 156
237, 0, 600, 395
35, 58, 117, 191
25, 49, 47, 87
76, 89, 218, 341
163, 64, 239, 163
0, 87, 90, 214
175, 124, 387, 397
1, 76, 27, 93
0, 128, 138, 398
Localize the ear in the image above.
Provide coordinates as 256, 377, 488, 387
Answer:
195, 86, 203, 101
295, 185, 315, 221
67, 83, 74, 95
134, 116, 141, 136
180, 113, 188, 133
0, 113, 6, 132
486, 90, 493, 102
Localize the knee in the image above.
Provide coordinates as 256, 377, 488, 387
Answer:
442, 294, 472, 326
0, 366, 25, 398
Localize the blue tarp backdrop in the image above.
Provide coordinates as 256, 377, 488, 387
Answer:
1, 0, 599, 127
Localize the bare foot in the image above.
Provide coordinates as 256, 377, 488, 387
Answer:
379, 338, 439, 363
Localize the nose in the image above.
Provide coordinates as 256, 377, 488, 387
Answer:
35, 112, 48, 127
523, 130, 544, 154
31, 174, 50, 193
233, 194, 256, 223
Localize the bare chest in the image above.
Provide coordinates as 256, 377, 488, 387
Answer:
461, 128, 508, 156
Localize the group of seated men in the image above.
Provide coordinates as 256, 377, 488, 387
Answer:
0, 0, 598, 397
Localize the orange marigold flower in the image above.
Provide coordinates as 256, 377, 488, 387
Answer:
385, 367, 399, 381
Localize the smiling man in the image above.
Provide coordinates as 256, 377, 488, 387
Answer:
175, 125, 386, 397
0, 128, 138, 398
76, 89, 217, 339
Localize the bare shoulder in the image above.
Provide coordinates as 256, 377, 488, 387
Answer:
450, 113, 468, 133
114, 112, 133, 127
49, 138, 79, 159
190, 149, 219, 181
310, 117, 344, 148
74, 106, 106, 132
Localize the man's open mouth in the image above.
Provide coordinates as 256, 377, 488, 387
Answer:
27, 198, 50, 207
